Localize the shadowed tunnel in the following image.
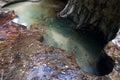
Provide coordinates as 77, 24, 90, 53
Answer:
58, 0, 117, 76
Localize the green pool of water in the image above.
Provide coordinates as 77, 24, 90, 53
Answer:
4, 0, 105, 75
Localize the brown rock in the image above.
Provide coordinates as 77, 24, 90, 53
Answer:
0, 9, 17, 25
0, 37, 103, 80
0, 9, 42, 41
105, 38, 120, 80
0, 9, 105, 80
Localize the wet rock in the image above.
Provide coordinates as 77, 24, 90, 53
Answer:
59, 0, 120, 41
96, 51, 114, 76
0, 9, 106, 80
105, 37, 120, 80
0, 21, 42, 41
0, 9, 42, 41
0, 37, 104, 80
0, 9, 17, 25
0, 0, 41, 7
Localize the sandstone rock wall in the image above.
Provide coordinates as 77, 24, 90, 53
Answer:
60, 0, 120, 41
0, 9, 105, 80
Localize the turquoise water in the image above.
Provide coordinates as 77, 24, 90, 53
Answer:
4, 0, 105, 74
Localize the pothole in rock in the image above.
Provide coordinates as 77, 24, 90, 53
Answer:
96, 50, 115, 76
11, 16, 115, 76
1, 0, 115, 77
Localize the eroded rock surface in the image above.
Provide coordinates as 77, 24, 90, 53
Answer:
0, 0, 41, 7
59, 0, 120, 41
1, 37, 103, 80
0, 9, 106, 80
0, 9, 42, 41
59, 0, 120, 79
0, 9, 17, 25
105, 36, 120, 80
0, 5, 120, 80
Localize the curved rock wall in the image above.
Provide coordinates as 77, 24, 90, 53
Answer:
59, 0, 120, 41
0, 9, 105, 80
0, 1, 120, 80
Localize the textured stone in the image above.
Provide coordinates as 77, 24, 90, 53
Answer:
0, 0, 41, 7
0, 9, 42, 41
0, 9, 17, 25
0, 37, 103, 80
59, 0, 120, 41
0, 1, 120, 80
105, 36, 120, 80
0, 9, 105, 80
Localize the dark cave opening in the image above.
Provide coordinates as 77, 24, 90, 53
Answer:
57, 0, 68, 3
96, 50, 115, 76
1, 0, 117, 77
75, 29, 115, 76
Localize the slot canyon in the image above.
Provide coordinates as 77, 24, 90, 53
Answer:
0, 0, 120, 80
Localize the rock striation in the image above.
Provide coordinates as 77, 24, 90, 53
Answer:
59, 0, 120, 41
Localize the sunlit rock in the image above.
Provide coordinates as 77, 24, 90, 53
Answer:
0, 9, 17, 25
0, 9, 42, 41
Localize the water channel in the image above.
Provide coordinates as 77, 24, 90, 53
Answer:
3, 0, 105, 75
